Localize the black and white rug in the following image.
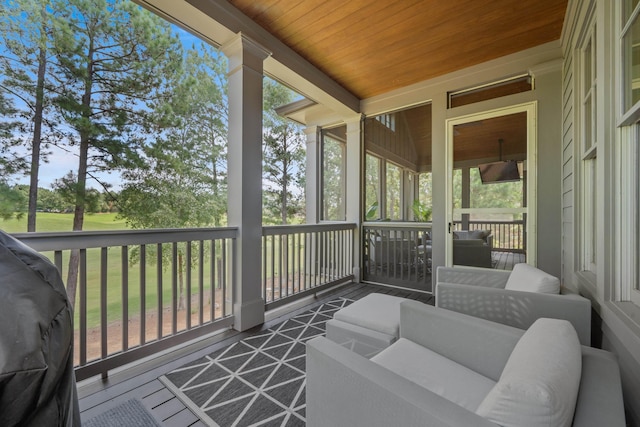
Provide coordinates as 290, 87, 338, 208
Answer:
160, 298, 353, 427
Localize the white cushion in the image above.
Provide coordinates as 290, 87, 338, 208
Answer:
372, 338, 496, 412
476, 318, 582, 427
504, 263, 560, 294
333, 293, 408, 337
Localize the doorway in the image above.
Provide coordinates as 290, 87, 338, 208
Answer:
445, 103, 537, 269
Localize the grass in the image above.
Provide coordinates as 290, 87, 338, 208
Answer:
0, 212, 128, 233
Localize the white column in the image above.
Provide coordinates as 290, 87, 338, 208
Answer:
304, 126, 319, 224
345, 116, 363, 281
222, 33, 270, 331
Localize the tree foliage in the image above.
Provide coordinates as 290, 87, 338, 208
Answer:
262, 79, 306, 225
118, 44, 229, 309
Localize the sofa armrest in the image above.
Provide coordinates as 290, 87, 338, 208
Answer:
399, 301, 523, 381
306, 336, 499, 427
573, 347, 625, 427
436, 266, 510, 288
435, 282, 592, 346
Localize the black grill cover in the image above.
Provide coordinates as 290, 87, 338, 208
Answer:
0, 230, 80, 426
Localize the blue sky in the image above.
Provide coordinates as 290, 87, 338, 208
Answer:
10, 19, 211, 191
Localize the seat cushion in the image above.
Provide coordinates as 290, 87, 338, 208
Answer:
476, 318, 582, 427
504, 263, 560, 294
372, 338, 496, 412
333, 293, 408, 337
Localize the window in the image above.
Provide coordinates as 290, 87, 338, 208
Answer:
320, 126, 346, 221
579, 23, 598, 276
386, 162, 402, 220
375, 114, 396, 131
417, 172, 432, 209
365, 154, 381, 220
448, 74, 533, 108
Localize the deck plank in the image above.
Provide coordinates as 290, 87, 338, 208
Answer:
153, 397, 187, 421
163, 407, 201, 426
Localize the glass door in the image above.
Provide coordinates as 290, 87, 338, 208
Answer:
446, 103, 536, 270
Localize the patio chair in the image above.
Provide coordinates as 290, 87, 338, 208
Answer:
435, 264, 592, 345
307, 302, 625, 427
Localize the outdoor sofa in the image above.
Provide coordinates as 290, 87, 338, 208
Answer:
307, 301, 625, 427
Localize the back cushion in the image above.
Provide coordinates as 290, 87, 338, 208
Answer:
468, 229, 490, 241
504, 263, 560, 294
476, 318, 582, 427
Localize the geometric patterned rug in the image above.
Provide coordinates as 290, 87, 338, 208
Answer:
159, 298, 353, 427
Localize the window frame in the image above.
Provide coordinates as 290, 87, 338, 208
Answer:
619, 1, 640, 125
577, 18, 599, 279
616, 2, 640, 306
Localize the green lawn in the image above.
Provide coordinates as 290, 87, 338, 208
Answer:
0, 212, 128, 233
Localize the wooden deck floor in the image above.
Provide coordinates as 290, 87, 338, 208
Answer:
493, 251, 526, 270
78, 283, 433, 426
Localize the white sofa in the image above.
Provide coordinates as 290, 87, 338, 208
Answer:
436, 264, 592, 345
307, 301, 625, 427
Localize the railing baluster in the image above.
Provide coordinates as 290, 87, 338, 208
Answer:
121, 245, 128, 352
171, 242, 178, 336
186, 241, 192, 330
54, 250, 63, 274
100, 247, 108, 366
198, 240, 204, 326
222, 238, 227, 317
210, 239, 216, 321
157, 243, 163, 340
270, 235, 276, 301
140, 244, 146, 346
80, 249, 87, 366
262, 235, 267, 301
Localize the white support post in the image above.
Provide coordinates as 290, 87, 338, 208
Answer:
345, 116, 363, 281
222, 33, 271, 331
304, 126, 319, 224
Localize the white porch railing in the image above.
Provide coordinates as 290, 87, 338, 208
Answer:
14, 228, 236, 381
13, 223, 357, 379
262, 223, 356, 310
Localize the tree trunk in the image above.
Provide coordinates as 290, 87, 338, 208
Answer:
65, 135, 89, 308
27, 35, 47, 231
66, 42, 94, 307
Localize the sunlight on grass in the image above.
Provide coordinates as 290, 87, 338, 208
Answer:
0, 212, 128, 233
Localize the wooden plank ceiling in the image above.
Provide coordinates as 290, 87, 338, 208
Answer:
229, 0, 568, 100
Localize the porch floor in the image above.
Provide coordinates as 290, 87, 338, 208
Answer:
492, 250, 526, 270
78, 283, 434, 426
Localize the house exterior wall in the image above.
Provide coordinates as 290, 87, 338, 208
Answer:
562, 1, 640, 424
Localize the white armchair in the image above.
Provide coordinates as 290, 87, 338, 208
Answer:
435, 264, 592, 345
307, 302, 624, 427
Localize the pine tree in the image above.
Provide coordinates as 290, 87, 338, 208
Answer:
46, 0, 183, 306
